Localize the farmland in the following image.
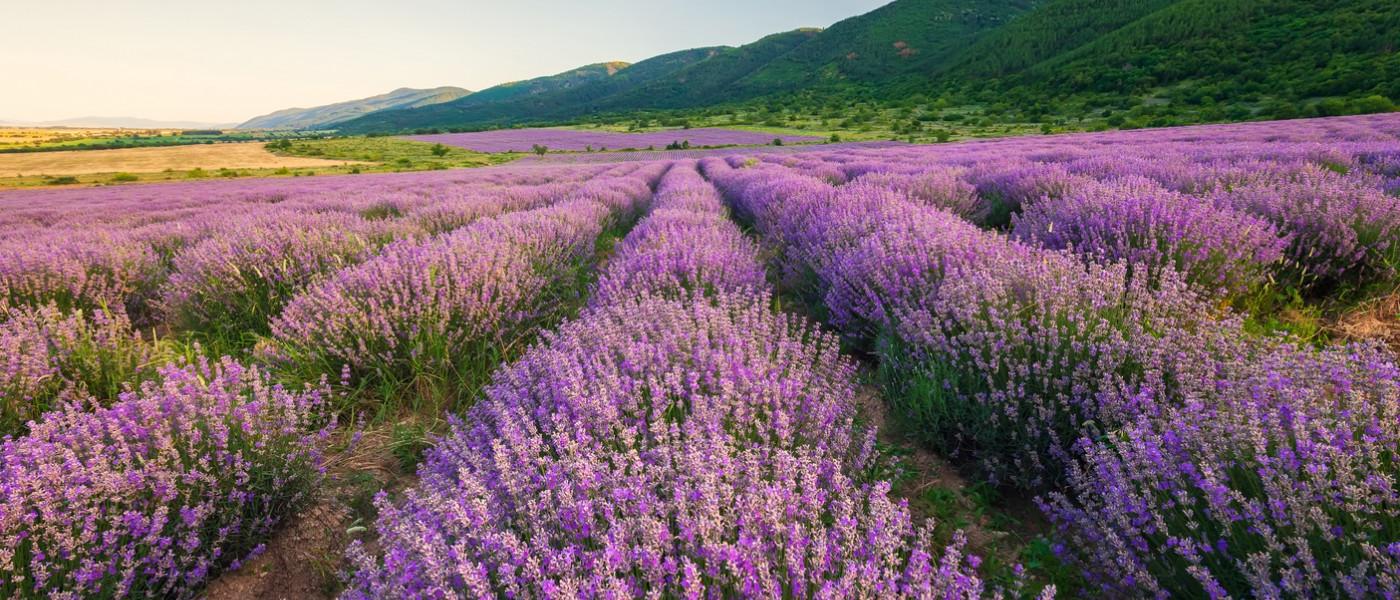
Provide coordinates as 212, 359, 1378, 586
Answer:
0, 127, 179, 148
0, 137, 510, 189
0, 141, 361, 178
402, 127, 823, 152
2, 113, 1399, 598
0, 126, 314, 153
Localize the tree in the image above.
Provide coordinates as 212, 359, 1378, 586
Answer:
430, 143, 449, 157
1350, 95, 1397, 115
532, 144, 548, 156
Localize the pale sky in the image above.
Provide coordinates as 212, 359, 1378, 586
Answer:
2, 0, 890, 124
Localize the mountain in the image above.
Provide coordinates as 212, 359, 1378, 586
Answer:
333, 0, 1400, 134
938, 0, 1400, 104
1, 117, 237, 129
587, 29, 821, 111
732, 0, 1036, 96
939, 0, 1177, 79
332, 1, 1037, 133
236, 87, 471, 130
335, 61, 659, 132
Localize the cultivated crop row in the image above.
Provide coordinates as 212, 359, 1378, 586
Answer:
0, 163, 670, 597
0, 113, 1398, 597
699, 110, 1400, 597
344, 162, 1039, 598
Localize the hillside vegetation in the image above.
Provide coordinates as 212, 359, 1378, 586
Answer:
330, 0, 1400, 135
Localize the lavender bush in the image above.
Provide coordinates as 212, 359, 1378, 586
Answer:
157, 210, 398, 340
1012, 176, 1289, 299
0, 303, 165, 434
964, 161, 1098, 227
852, 167, 983, 221
0, 357, 331, 598
0, 229, 162, 318
590, 165, 767, 306
1216, 164, 1400, 291
1043, 341, 1400, 598
266, 199, 613, 408
344, 295, 1002, 599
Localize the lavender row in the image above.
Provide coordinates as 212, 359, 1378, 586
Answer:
702, 156, 1212, 488
1009, 175, 1288, 299
704, 154, 1400, 597
0, 165, 611, 321
743, 114, 1400, 298
589, 161, 768, 307
344, 164, 1023, 597
0, 303, 166, 435
154, 181, 581, 340
263, 165, 664, 407
0, 357, 332, 598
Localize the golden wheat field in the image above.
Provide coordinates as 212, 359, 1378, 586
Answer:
0, 142, 361, 177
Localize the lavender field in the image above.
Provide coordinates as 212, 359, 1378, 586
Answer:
3, 114, 1400, 598
403, 127, 823, 152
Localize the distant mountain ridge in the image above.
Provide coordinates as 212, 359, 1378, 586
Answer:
331, 0, 1042, 133
236, 87, 471, 130
0, 116, 237, 129
320, 0, 1398, 134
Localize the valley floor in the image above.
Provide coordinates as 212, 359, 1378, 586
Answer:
0, 141, 360, 178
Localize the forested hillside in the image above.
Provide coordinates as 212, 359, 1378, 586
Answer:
332, 0, 1400, 134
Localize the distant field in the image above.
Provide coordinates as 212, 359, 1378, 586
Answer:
0, 126, 173, 146
267, 136, 508, 169
0, 142, 359, 177
403, 127, 823, 152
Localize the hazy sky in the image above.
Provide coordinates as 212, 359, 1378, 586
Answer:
3, 0, 890, 124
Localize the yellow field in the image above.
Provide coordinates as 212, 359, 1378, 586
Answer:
0, 142, 361, 177
0, 126, 174, 146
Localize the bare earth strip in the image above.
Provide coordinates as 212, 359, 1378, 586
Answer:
0, 142, 362, 177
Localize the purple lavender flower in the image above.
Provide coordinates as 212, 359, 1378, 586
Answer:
0, 357, 331, 598
0, 303, 164, 433
590, 164, 767, 306
157, 210, 402, 336
266, 168, 663, 401
1044, 341, 1400, 598
1215, 164, 1400, 288
1013, 175, 1288, 298
344, 295, 991, 599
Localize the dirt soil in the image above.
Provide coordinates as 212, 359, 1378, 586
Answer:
855, 383, 1048, 570
201, 426, 418, 600
0, 142, 361, 177
1331, 292, 1400, 355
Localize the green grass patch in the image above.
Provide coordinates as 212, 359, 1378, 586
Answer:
268, 136, 513, 171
